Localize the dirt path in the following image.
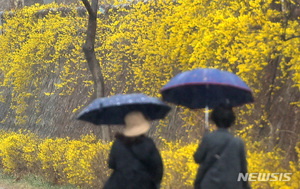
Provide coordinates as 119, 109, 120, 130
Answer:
0, 185, 9, 189
0, 180, 37, 189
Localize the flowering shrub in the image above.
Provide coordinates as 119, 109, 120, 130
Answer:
0, 130, 40, 177
38, 137, 70, 184
63, 135, 111, 188
0, 0, 299, 125
0, 1, 299, 188
160, 140, 198, 188
0, 129, 299, 188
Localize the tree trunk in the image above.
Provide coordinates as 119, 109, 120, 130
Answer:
81, 0, 110, 141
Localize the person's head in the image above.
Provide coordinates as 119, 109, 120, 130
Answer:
123, 111, 151, 137
210, 104, 235, 129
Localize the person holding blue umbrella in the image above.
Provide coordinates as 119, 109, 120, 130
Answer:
77, 93, 171, 189
103, 111, 164, 189
193, 104, 251, 189
160, 68, 253, 189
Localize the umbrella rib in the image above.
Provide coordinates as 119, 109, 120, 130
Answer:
161, 82, 252, 92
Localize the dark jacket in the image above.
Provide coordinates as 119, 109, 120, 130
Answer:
194, 128, 251, 189
103, 134, 163, 189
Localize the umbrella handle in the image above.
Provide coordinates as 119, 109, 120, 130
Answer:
205, 106, 209, 131
204, 85, 210, 133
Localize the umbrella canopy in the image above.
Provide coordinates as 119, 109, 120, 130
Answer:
160, 68, 254, 109
77, 93, 171, 125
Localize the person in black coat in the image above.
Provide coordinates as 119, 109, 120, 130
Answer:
194, 105, 251, 189
103, 111, 163, 189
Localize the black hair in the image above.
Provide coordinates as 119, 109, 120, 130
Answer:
115, 133, 145, 146
210, 104, 236, 128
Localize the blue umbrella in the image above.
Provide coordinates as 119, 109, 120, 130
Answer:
160, 68, 254, 128
77, 93, 171, 125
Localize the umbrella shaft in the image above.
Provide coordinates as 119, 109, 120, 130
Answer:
205, 106, 209, 129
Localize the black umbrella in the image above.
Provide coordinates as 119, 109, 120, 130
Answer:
160, 68, 254, 129
77, 93, 171, 125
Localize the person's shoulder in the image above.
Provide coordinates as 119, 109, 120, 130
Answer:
201, 131, 217, 139
143, 136, 155, 143
114, 133, 125, 142
233, 136, 244, 142
205, 129, 229, 138
142, 136, 159, 147
233, 136, 246, 146
204, 131, 216, 137
113, 136, 123, 145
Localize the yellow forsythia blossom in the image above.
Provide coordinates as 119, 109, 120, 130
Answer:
0, 129, 299, 188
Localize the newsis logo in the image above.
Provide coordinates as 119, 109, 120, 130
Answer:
237, 173, 292, 182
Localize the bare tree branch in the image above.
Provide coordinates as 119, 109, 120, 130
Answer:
82, 0, 104, 98
81, 0, 96, 18
285, 35, 300, 41
81, 0, 110, 140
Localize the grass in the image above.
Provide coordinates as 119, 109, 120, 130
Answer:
0, 170, 78, 189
